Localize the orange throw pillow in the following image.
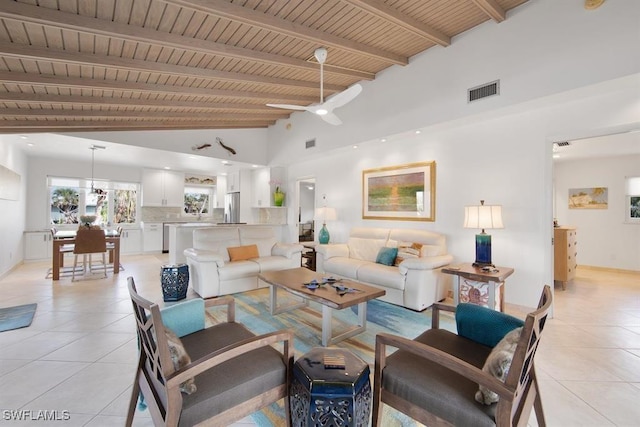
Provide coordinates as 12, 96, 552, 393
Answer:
227, 244, 259, 261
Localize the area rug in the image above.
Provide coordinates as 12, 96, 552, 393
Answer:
206, 288, 455, 426
0, 303, 37, 332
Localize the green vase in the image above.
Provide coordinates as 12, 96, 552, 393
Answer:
273, 191, 285, 207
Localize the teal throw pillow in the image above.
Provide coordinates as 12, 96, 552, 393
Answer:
456, 303, 524, 348
376, 247, 398, 266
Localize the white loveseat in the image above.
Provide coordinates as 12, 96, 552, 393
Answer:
183, 226, 303, 298
316, 227, 453, 311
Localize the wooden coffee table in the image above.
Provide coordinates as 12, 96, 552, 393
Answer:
258, 268, 385, 346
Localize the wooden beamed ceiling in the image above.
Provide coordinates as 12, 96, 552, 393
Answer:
0, 0, 527, 133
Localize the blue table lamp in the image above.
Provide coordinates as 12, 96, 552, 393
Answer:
315, 206, 337, 244
464, 200, 504, 267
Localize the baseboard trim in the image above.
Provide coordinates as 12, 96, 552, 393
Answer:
578, 265, 640, 275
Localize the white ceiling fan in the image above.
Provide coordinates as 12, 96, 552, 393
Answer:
267, 47, 362, 125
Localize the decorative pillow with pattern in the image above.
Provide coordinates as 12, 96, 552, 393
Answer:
394, 242, 423, 266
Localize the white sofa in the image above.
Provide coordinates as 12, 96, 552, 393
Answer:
316, 227, 453, 311
183, 226, 303, 298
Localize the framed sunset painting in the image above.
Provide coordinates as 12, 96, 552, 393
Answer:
362, 161, 435, 221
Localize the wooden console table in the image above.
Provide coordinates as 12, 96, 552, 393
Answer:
442, 263, 514, 312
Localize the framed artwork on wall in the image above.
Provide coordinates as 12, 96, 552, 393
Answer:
568, 187, 608, 209
362, 161, 436, 221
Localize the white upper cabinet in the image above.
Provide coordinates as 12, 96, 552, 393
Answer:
142, 169, 184, 207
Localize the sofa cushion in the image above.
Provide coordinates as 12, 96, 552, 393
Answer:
347, 227, 390, 262
228, 244, 259, 261
193, 227, 240, 262
357, 263, 405, 291
251, 256, 295, 272
388, 228, 446, 257
323, 257, 370, 278
218, 260, 260, 280
394, 241, 422, 266
376, 247, 398, 266
239, 227, 278, 257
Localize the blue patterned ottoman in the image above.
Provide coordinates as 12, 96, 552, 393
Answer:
290, 347, 371, 426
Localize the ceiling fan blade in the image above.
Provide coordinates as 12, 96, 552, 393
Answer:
321, 112, 343, 126
323, 84, 362, 110
266, 103, 308, 111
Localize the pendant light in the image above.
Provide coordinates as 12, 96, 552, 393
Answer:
89, 145, 106, 193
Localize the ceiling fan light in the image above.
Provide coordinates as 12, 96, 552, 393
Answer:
315, 108, 328, 116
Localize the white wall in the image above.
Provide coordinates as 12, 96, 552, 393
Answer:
554, 155, 640, 271
25, 157, 143, 231
0, 136, 28, 276
268, 0, 640, 308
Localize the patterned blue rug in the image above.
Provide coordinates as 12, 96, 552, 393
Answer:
0, 303, 37, 333
207, 288, 455, 426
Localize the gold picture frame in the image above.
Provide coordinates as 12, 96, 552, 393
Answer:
362, 161, 436, 221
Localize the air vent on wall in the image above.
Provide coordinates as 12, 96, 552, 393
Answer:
305, 138, 316, 149
555, 141, 570, 147
468, 80, 500, 102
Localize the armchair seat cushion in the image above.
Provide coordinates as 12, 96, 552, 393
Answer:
218, 261, 260, 280
382, 329, 495, 427
179, 322, 287, 426
357, 263, 405, 291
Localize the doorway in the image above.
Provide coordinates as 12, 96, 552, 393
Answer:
297, 178, 316, 242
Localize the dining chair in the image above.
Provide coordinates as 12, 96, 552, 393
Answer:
50, 227, 74, 267
105, 226, 122, 265
372, 285, 552, 427
126, 277, 293, 426
72, 228, 108, 281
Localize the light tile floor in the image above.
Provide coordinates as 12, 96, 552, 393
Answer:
0, 254, 638, 426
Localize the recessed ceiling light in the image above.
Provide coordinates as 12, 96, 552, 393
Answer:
27, 143, 34, 147
352, 145, 358, 149
221, 160, 229, 165
252, 165, 259, 168
20, 135, 28, 140
220, 172, 227, 176
415, 130, 421, 135
164, 166, 171, 170
552, 154, 560, 159
381, 138, 387, 143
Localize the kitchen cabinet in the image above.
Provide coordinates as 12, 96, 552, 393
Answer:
251, 167, 286, 207
554, 226, 577, 290
142, 222, 162, 252
142, 169, 185, 207
120, 228, 142, 254
226, 171, 240, 192
25, 231, 52, 260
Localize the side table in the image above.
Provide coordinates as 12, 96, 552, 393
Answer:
442, 263, 514, 312
290, 347, 371, 426
301, 243, 316, 271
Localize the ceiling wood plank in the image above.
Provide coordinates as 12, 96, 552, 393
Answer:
163, 0, 408, 65
0, 119, 271, 132
0, 92, 281, 111
0, 71, 319, 103
0, 41, 345, 92
469, 0, 506, 22
0, 1, 373, 80
343, 0, 451, 46
0, 107, 287, 120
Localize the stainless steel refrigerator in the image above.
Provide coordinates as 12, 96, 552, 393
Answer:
224, 192, 240, 223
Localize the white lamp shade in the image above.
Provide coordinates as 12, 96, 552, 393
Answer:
314, 207, 337, 222
464, 204, 504, 229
